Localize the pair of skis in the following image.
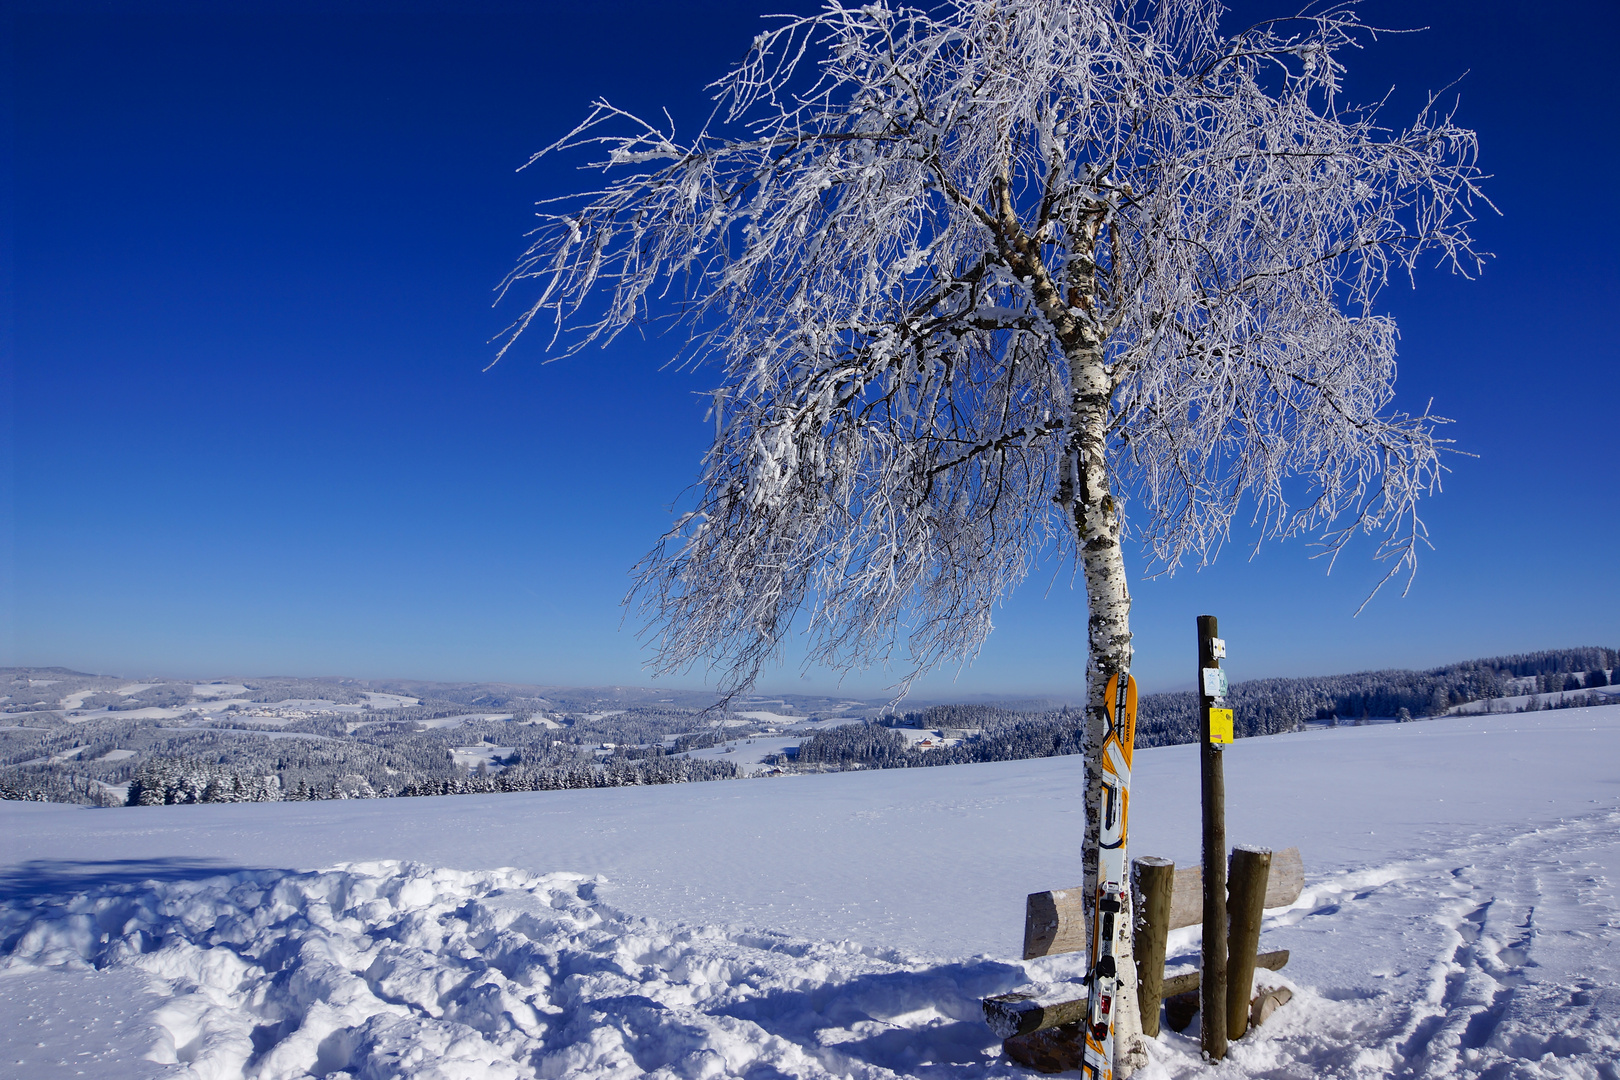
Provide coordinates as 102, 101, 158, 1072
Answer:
1081, 670, 1138, 1080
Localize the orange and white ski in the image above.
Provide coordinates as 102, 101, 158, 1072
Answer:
1082, 671, 1138, 1080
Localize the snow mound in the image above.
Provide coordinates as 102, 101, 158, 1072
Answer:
1, 861, 1024, 1079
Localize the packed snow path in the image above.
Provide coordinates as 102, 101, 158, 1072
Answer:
4, 707, 1619, 1078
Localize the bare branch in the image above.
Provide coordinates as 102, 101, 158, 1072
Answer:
501, 0, 1488, 693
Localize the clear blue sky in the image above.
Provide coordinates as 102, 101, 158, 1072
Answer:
3, 1, 1615, 698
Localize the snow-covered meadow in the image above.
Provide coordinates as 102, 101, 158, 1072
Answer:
4, 705, 1618, 1079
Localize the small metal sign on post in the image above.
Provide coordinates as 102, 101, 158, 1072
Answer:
1197, 615, 1229, 1060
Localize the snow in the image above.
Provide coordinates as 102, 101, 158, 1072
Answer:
59, 689, 97, 711
1449, 686, 1620, 715
362, 692, 419, 709
190, 685, 250, 700
250, 698, 349, 711
9, 746, 92, 768
681, 734, 804, 773
0, 965, 172, 1079
4, 705, 1619, 1079
417, 713, 517, 729
732, 710, 809, 725
2, 862, 1008, 1080
894, 728, 963, 749
50, 688, 432, 726
676, 716, 869, 773
23, 746, 139, 766
449, 746, 515, 772
65, 706, 191, 721
92, 779, 131, 804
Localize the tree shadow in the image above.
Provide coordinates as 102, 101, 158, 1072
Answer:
713, 956, 1030, 1077
0, 856, 258, 904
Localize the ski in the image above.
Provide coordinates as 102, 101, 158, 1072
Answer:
1082, 671, 1138, 1080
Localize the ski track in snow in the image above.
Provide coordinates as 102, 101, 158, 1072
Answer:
1144, 808, 1620, 1080
4, 811, 1618, 1079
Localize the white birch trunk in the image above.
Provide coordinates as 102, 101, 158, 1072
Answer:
1071, 358, 1147, 1076
1077, 474, 1146, 1073
1013, 208, 1147, 1074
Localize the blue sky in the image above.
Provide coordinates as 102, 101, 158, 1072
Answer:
3, 0, 1615, 698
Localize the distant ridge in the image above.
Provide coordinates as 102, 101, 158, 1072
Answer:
4, 647, 1615, 803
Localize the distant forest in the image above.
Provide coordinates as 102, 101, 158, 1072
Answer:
2, 647, 1614, 804
785, 647, 1620, 772
0, 705, 738, 806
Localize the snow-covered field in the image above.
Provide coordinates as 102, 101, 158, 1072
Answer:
677, 716, 860, 773
4, 706, 1618, 1079
418, 714, 519, 730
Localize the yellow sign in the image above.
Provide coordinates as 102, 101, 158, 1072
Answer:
1209, 708, 1234, 744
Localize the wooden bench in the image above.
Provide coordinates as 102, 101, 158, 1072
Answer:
984, 847, 1305, 1044
1021, 847, 1304, 959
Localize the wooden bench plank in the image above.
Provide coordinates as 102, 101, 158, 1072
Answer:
982, 993, 1090, 1040
1021, 886, 1088, 960
985, 950, 1290, 1039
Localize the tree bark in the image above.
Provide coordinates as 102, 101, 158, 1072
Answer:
993, 182, 1144, 1074
1072, 373, 1145, 1074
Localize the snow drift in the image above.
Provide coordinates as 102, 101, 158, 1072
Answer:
2, 860, 1024, 1079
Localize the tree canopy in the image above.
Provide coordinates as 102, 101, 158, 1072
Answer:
500, 0, 1486, 699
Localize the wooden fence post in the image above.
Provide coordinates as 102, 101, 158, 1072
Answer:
1198, 614, 1228, 1060
1132, 856, 1175, 1038
1226, 846, 1272, 1041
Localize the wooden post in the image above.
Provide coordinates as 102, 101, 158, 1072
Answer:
1198, 614, 1228, 1060
1225, 845, 1272, 1041
1132, 856, 1175, 1038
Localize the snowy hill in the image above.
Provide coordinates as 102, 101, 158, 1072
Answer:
4, 705, 1618, 1078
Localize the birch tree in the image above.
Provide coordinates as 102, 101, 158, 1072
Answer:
498, 0, 1485, 1064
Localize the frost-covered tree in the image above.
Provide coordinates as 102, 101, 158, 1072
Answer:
499, 0, 1484, 1063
